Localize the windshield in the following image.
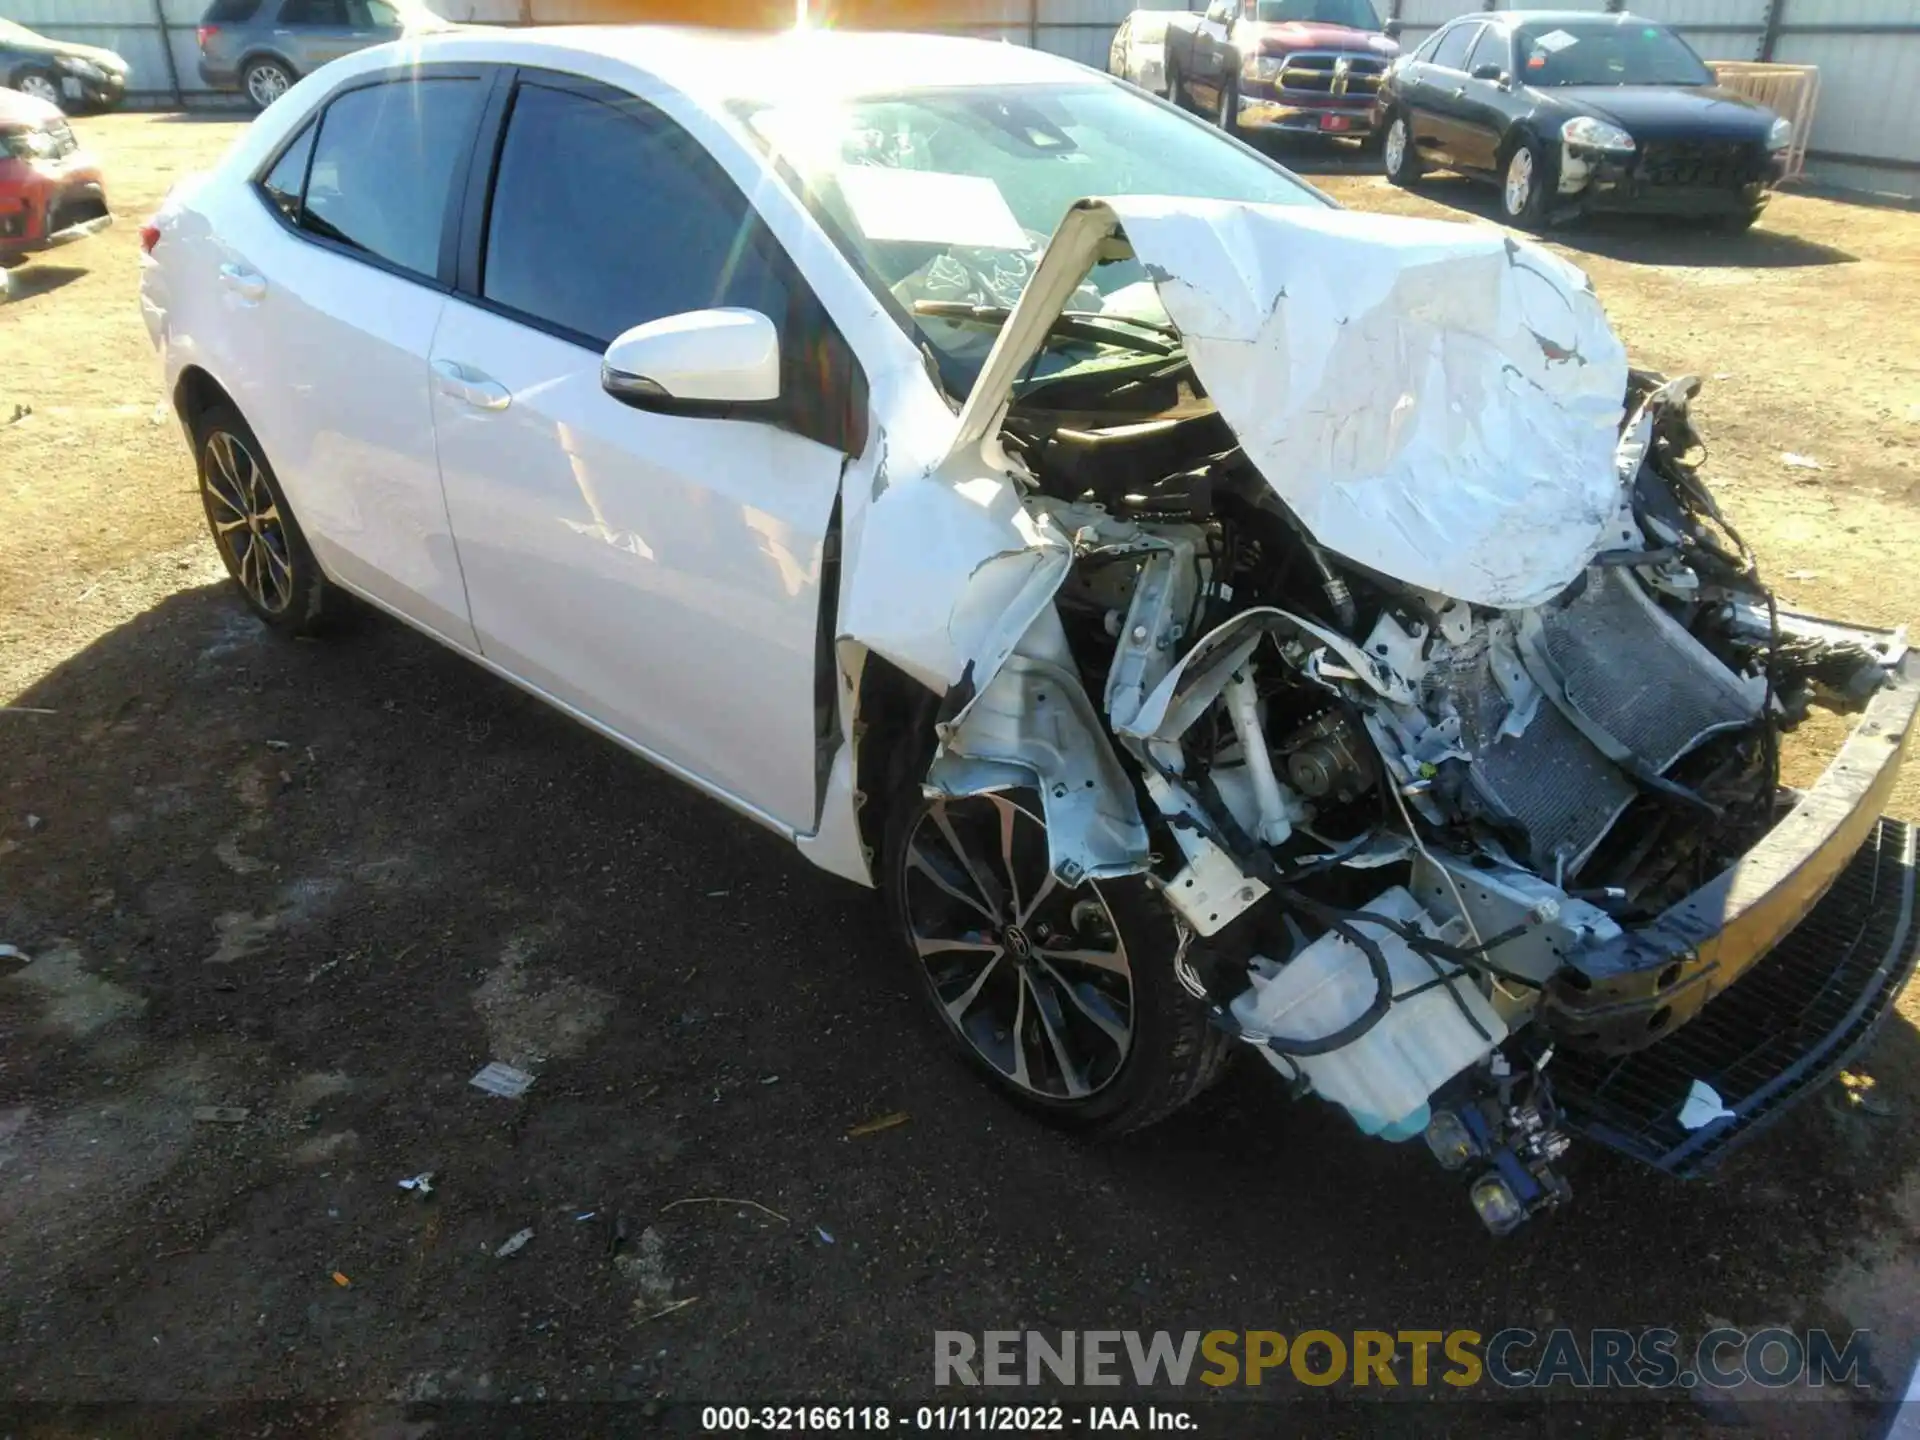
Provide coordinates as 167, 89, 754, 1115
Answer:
1515, 22, 1713, 87
1254, 0, 1381, 29
735, 81, 1324, 399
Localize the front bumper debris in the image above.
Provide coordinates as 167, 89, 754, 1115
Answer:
1555, 814, 1920, 1176
1545, 649, 1920, 1052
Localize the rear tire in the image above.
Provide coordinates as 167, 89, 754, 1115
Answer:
882, 780, 1234, 1135
1716, 206, 1764, 233
1382, 111, 1423, 186
242, 57, 295, 111
192, 402, 334, 637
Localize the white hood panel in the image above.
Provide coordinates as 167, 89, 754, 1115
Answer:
1104, 198, 1630, 608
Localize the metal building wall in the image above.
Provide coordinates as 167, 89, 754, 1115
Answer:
2, 0, 1915, 195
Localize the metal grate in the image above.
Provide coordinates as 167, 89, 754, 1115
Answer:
1637, 139, 1770, 190
1277, 52, 1386, 98
1554, 817, 1920, 1177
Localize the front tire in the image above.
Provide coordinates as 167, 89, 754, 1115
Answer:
12, 69, 62, 110
242, 57, 295, 111
1216, 72, 1241, 138
1382, 111, 1423, 186
192, 402, 334, 636
883, 785, 1233, 1134
1500, 134, 1550, 229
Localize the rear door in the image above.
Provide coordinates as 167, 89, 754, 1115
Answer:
208, 68, 486, 645
275, 0, 360, 71
428, 71, 863, 831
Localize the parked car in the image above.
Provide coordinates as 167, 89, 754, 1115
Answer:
1379, 10, 1791, 229
0, 85, 111, 282
0, 18, 130, 114
1143, 0, 1400, 141
196, 0, 450, 110
141, 27, 1919, 1234
1108, 10, 1175, 98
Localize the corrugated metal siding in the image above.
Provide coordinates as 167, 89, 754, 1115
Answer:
1780, 0, 1918, 25
5, 0, 1918, 195
1779, 30, 1920, 168
1631, 0, 1766, 25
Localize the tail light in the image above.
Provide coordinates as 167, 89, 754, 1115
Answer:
196, 24, 217, 48
139, 219, 160, 255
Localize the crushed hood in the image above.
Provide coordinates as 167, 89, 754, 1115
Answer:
954, 198, 1630, 609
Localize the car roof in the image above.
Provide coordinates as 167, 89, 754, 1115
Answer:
408, 24, 1101, 105
1465, 11, 1669, 29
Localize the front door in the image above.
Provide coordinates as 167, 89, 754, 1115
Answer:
429, 74, 856, 832
1410, 20, 1482, 166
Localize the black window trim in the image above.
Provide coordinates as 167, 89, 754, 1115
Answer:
247, 61, 503, 294
1429, 19, 1485, 74
451, 65, 869, 456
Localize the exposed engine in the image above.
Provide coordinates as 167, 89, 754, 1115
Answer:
952, 362, 1900, 1233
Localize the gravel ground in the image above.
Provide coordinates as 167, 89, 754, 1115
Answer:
2, 112, 1918, 1439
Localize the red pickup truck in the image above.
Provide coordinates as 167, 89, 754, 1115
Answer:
1152, 0, 1401, 141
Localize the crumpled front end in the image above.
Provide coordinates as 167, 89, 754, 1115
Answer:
843, 198, 1917, 1232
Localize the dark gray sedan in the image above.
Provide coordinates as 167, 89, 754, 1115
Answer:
1379, 11, 1790, 230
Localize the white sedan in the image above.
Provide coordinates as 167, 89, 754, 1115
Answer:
142, 25, 1919, 1231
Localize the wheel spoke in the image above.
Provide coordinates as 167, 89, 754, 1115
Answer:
906, 836, 997, 924
1007, 970, 1032, 1090
1024, 969, 1089, 1098
989, 793, 1024, 922
214, 515, 250, 535
1016, 867, 1058, 929
1035, 957, 1130, 1049
941, 948, 1003, 1025
1036, 943, 1129, 978
929, 800, 1005, 922
913, 934, 999, 958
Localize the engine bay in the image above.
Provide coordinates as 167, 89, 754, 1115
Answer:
936, 356, 1899, 1233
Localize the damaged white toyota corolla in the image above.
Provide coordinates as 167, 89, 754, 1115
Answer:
143, 27, 1919, 1232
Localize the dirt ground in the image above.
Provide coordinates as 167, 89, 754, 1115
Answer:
3, 113, 1920, 1436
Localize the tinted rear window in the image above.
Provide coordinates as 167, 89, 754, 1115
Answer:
202, 0, 263, 20
300, 77, 481, 278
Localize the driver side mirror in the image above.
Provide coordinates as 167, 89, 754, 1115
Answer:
1471, 62, 1507, 83
601, 308, 781, 414
1383, 18, 1402, 38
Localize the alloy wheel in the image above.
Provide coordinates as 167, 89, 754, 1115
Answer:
900, 794, 1135, 1100
202, 429, 294, 614
1384, 118, 1408, 176
247, 64, 291, 107
1504, 146, 1535, 218
17, 73, 60, 107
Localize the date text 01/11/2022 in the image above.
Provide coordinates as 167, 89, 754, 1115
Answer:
700, 1407, 1197, 1432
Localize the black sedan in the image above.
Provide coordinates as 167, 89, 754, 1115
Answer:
1378, 11, 1790, 230
0, 18, 130, 115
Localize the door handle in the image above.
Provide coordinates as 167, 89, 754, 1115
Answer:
432, 358, 511, 412
218, 261, 266, 301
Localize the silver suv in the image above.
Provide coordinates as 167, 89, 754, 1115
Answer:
196, 0, 448, 110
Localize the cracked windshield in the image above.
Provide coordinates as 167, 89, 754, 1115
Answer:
737, 82, 1323, 398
